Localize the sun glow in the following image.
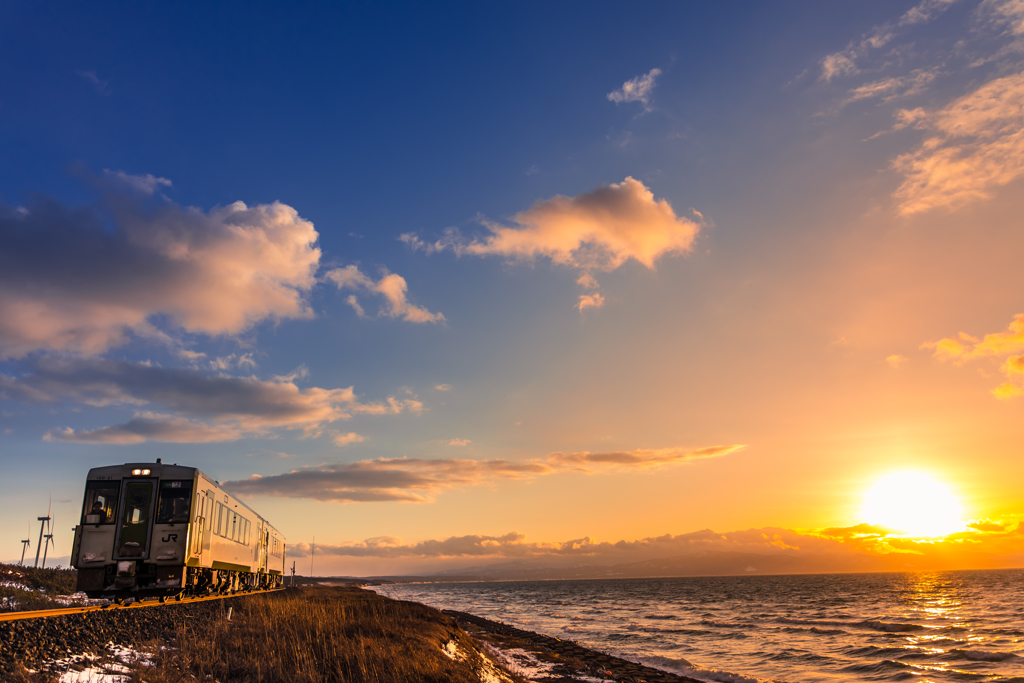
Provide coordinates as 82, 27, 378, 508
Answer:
860, 472, 964, 537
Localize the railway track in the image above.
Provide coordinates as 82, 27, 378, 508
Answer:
0, 587, 284, 622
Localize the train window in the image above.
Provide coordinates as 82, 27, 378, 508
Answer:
156, 480, 193, 524
230, 513, 238, 542
217, 503, 226, 536
82, 481, 119, 524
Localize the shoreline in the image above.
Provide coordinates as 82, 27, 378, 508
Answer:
443, 607, 705, 683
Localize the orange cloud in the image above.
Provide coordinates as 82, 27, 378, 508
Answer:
333, 432, 367, 447
891, 71, 1024, 215
886, 354, 909, 369
400, 178, 702, 307
922, 314, 1024, 398
325, 265, 444, 324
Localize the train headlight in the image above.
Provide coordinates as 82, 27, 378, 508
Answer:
131, 469, 151, 475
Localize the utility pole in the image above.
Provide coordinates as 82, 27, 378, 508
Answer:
34, 516, 49, 568
19, 538, 30, 566
290, 561, 296, 586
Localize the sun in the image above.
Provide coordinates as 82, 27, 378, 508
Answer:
860, 471, 964, 537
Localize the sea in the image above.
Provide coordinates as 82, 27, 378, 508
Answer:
369, 569, 1024, 683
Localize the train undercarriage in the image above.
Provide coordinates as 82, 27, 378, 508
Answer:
77, 563, 284, 600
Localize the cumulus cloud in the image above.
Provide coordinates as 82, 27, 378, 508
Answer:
222, 444, 744, 503
606, 68, 662, 109
325, 265, 444, 324
434, 384, 452, 392
0, 174, 321, 359
0, 357, 422, 442
401, 178, 701, 307
922, 313, 1024, 398
891, 71, 1024, 215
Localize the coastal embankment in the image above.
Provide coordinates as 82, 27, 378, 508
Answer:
1, 584, 700, 682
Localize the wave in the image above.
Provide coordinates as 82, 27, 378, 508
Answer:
774, 616, 925, 633
701, 619, 758, 629
627, 622, 712, 635
644, 614, 680, 620
621, 653, 782, 683
947, 649, 1020, 662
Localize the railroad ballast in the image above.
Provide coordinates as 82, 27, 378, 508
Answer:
71, 461, 286, 597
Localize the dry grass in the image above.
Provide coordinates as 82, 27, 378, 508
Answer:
0, 562, 77, 612
121, 587, 518, 683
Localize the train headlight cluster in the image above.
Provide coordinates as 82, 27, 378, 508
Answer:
131, 469, 151, 476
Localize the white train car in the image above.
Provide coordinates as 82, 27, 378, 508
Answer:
71, 460, 286, 597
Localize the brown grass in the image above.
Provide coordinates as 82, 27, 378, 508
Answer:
120, 587, 520, 683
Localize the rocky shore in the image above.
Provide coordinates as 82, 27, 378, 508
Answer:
447, 609, 704, 683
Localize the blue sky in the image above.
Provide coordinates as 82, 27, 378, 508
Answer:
4, 0, 1024, 574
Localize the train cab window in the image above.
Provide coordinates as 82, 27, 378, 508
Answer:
82, 481, 119, 524
156, 480, 193, 524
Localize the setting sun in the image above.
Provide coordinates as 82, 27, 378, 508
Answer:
860, 472, 965, 537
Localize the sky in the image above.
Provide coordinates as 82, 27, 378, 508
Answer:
2, 0, 1024, 576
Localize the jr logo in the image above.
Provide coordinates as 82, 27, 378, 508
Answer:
162, 533, 178, 543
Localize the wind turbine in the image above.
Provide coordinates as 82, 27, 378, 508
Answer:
41, 515, 54, 569
34, 499, 51, 569
19, 524, 30, 566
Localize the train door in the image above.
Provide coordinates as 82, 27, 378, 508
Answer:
203, 490, 215, 554
113, 478, 157, 559
192, 490, 207, 556
260, 526, 269, 572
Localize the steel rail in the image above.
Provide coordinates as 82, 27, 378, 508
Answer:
0, 587, 285, 622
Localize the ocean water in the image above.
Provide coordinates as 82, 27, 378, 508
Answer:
370, 569, 1024, 683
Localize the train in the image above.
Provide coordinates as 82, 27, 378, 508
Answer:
71, 460, 286, 598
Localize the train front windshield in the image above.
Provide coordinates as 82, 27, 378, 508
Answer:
157, 480, 193, 524
82, 481, 119, 524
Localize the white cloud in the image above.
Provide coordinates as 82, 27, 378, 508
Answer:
325, 265, 445, 324
0, 174, 321, 359
434, 384, 452, 392
607, 68, 662, 110
76, 70, 110, 94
